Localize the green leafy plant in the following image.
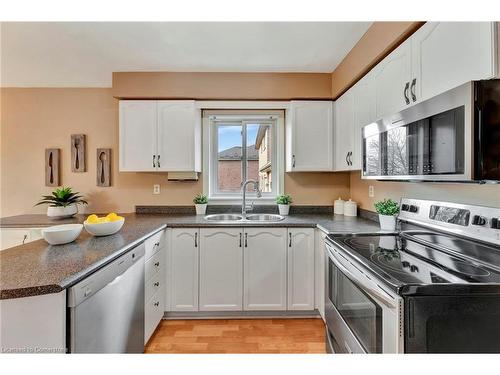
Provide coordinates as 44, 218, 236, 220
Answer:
276, 194, 293, 205
193, 193, 208, 205
374, 198, 399, 216
35, 187, 88, 207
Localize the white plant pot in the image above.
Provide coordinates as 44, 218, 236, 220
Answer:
47, 204, 78, 219
278, 204, 290, 216
379, 214, 397, 231
195, 204, 207, 215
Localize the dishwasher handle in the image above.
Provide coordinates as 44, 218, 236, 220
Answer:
68, 243, 145, 307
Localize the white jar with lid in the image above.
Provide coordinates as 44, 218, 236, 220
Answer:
334, 197, 345, 215
344, 199, 358, 217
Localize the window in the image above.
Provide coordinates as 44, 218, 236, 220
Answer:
204, 111, 283, 201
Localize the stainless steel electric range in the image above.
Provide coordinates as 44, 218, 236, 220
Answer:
325, 198, 500, 354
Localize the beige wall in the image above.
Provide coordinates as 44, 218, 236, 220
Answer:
331, 22, 424, 99
0, 88, 349, 217
112, 72, 332, 100
350, 172, 500, 210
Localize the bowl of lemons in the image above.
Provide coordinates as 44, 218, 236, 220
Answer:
84, 213, 125, 237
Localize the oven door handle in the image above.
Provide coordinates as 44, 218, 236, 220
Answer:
326, 245, 397, 309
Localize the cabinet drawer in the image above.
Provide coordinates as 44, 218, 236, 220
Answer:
145, 271, 162, 302
145, 287, 165, 344
145, 230, 165, 261
145, 250, 162, 281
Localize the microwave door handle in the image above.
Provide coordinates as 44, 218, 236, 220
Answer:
326, 245, 396, 309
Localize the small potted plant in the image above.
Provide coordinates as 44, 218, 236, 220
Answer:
193, 193, 208, 215
276, 194, 292, 216
374, 198, 400, 231
36, 186, 88, 219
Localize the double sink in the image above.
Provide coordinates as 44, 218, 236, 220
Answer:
204, 213, 285, 223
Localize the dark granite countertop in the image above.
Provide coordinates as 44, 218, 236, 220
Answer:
1, 211, 381, 300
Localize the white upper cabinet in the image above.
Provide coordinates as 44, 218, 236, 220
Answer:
287, 228, 315, 311
286, 101, 334, 172
199, 228, 243, 311
351, 72, 376, 170
119, 100, 201, 172
157, 101, 201, 172
372, 38, 412, 120
243, 228, 287, 311
334, 90, 355, 171
119, 101, 157, 172
411, 22, 496, 103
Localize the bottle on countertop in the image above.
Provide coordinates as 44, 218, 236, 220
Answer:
334, 197, 345, 215
344, 199, 358, 217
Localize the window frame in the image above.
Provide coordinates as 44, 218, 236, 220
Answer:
203, 111, 284, 204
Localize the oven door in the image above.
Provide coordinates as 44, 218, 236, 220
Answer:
325, 242, 403, 353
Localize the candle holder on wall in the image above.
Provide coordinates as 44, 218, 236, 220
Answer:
45, 148, 60, 187
97, 148, 111, 187
71, 134, 86, 172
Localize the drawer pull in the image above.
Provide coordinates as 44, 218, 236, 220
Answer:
154, 301, 160, 307
154, 282, 160, 287
154, 262, 160, 267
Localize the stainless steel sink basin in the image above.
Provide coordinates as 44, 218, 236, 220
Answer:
204, 214, 243, 222
245, 214, 285, 222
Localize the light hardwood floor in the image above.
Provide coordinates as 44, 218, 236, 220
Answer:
145, 318, 326, 354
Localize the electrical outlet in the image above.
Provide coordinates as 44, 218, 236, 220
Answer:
368, 185, 375, 198
153, 184, 161, 195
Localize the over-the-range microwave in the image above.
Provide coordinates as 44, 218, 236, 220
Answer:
362, 80, 500, 182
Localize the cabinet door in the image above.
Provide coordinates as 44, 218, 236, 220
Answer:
287, 228, 315, 310
243, 228, 287, 310
168, 228, 199, 311
288, 101, 334, 171
411, 22, 495, 103
119, 100, 157, 171
199, 228, 243, 311
372, 38, 412, 120
157, 100, 201, 172
334, 91, 355, 171
351, 72, 375, 171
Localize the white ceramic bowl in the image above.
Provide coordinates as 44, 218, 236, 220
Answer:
41, 224, 83, 245
84, 218, 125, 237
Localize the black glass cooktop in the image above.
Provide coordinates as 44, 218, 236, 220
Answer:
327, 233, 500, 293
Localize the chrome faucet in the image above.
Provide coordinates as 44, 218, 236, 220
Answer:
241, 179, 262, 215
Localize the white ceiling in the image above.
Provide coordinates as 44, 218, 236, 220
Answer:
0, 22, 371, 87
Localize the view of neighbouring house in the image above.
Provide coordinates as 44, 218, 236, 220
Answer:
217, 125, 272, 193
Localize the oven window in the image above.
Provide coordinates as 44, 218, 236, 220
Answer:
328, 258, 383, 353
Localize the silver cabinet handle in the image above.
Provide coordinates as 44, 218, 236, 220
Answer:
154, 262, 160, 267
244, 233, 248, 247
410, 78, 417, 102
22, 234, 28, 245
154, 301, 160, 307
289, 232, 292, 247
239, 233, 242, 247
348, 151, 352, 166
153, 155, 156, 168
154, 282, 160, 287
345, 152, 349, 166
157, 154, 161, 168
292, 155, 296, 168
194, 232, 198, 248
404, 82, 410, 105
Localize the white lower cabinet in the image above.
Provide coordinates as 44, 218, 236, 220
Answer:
243, 228, 287, 310
168, 228, 199, 311
199, 228, 243, 311
144, 229, 166, 344
1, 228, 42, 250
287, 228, 315, 310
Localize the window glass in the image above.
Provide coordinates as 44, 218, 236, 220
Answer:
217, 125, 242, 193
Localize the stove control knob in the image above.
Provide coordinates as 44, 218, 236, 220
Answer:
401, 204, 410, 212
472, 215, 487, 226
402, 261, 410, 268
410, 265, 419, 273
491, 218, 500, 229
409, 205, 418, 213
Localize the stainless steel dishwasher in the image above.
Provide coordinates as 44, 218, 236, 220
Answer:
67, 243, 145, 353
